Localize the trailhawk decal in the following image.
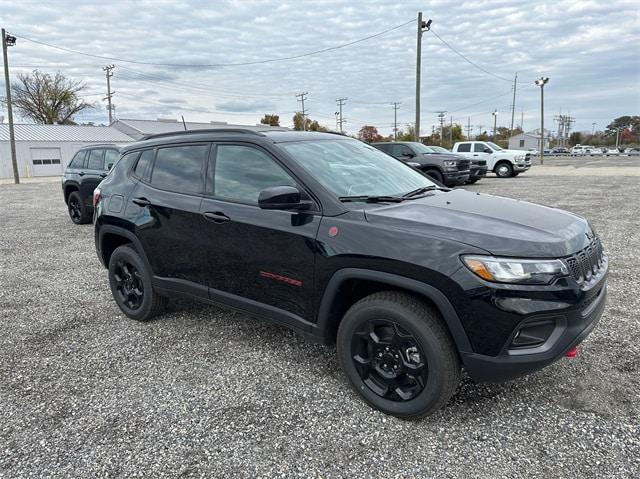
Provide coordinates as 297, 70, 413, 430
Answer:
259, 271, 303, 287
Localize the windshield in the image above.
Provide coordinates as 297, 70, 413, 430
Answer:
281, 139, 436, 198
486, 142, 503, 151
428, 146, 450, 154
409, 143, 436, 154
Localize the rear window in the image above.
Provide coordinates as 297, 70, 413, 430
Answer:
104, 150, 119, 170
133, 150, 154, 180
456, 143, 471, 153
150, 145, 208, 194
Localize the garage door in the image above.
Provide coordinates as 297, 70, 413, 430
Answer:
30, 148, 62, 176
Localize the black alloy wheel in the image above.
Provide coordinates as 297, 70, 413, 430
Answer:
351, 319, 427, 401
67, 191, 90, 224
112, 259, 144, 310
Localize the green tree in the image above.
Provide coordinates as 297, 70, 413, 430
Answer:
12, 70, 93, 124
396, 124, 416, 142
260, 114, 280, 126
568, 132, 583, 146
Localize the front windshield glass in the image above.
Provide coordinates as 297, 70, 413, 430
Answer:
281, 139, 436, 198
428, 146, 450, 153
410, 143, 436, 154
486, 141, 503, 151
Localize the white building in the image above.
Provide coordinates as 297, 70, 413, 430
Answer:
0, 124, 132, 178
509, 130, 551, 151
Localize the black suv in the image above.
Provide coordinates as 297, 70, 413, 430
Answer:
371, 141, 471, 186
94, 129, 607, 418
62, 145, 121, 224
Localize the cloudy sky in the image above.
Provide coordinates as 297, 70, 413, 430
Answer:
1, 0, 639, 135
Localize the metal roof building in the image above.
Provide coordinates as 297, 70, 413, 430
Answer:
0, 124, 133, 178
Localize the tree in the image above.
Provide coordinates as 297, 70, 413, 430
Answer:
292, 112, 328, 132
568, 132, 583, 146
12, 70, 93, 124
358, 125, 382, 143
260, 114, 280, 126
396, 124, 416, 142
308, 120, 328, 132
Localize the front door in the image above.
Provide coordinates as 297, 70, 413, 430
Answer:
199, 143, 320, 321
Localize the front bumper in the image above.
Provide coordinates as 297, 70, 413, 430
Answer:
514, 160, 531, 172
443, 170, 470, 185
469, 166, 488, 179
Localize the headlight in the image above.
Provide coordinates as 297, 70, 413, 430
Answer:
515, 154, 525, 160
462, 255, 568, 285
444, 160, 457, 167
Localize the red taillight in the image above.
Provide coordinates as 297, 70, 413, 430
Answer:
566, 346, 578, 358
93, 188, 101, 207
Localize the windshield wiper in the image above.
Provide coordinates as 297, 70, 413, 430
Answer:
339, 195, 406, 203
402, 186, 450, 198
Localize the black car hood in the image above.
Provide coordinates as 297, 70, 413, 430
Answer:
363, 189, 590, 257
416, 152, 463, 162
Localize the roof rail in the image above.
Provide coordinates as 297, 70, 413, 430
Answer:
140, 128, 269, 141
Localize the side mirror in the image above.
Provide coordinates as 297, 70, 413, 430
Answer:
483, 148, 493, 154
258, 186, 311, 211
404, 152, 416, 158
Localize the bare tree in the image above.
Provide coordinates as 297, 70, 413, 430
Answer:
12, 70, 94, 124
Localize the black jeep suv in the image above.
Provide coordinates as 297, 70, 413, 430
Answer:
94, 129, 607, 418
372, 141, 471, 186
62, 145, 121, 224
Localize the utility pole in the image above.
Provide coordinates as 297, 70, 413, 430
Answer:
591, 122, 596, 136
477, 124, 484, 138
492, 109, 498, 141
2, 29, 19, 184
535, 77, 549, 165
466, 117, 472, 139
336, 97, 347, 134
334, 111, 339, 131
520, 109, 524, 132
449, 115, 453, 146
436, 111, 446, 146
392, 102, 401, 140
295, 92, 308, 131
509, 72, 517, 138
415, 12, 432, 142
103, 65, 115, 124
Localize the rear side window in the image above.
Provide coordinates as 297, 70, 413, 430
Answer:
213, 145, 296, 203
87, 149, 104, 170
69, 150, 86, 168
474, 143, 487, 153
456, 143, 471, 153
395, 145, 413, 157
104, 150, 119, 170
133, 150, 154, 180
151, 145, 208, 194
375, 144, 391, 153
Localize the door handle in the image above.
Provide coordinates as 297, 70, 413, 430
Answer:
132, 197, 151, 207
78, 171, 86, 176
203, 211, 230, 223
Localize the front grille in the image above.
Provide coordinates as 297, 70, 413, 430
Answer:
457, 159, 470, 171
565, 236, 605, 283
471, 160, 487, 166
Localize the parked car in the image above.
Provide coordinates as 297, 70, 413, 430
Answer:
624, 147, 640, 156
603, 148, 620, 156
61, 144, 122, 224
371, 141, 471, 186
552, 147, 570, 155
424, 145, 487, 184
451, 141, 531, 178
95, 129, 608, 418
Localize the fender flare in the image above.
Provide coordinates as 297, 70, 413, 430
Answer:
315, 268, 472, 353
97, 224, 153, 272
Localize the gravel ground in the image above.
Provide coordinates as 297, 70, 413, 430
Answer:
1, 163, 639, 478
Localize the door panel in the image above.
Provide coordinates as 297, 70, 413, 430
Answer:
81, 148, 106, 206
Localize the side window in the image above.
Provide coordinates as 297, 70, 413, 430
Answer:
376, 144, 391, 153
456, 143, 471, 153
69, 150, 86, 168
150, 145, 208, 194
133, 150, 155, 180
213, 145, 296, 203
87, 149, 105, 170
519, 140, 525, 147
104, 150, 119, 170
474, 143, 487, 153
396, 145, 413, 157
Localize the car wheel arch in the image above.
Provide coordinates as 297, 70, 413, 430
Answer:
315, 268, 473, 355
64, 183, 80, 204
98, 225, 152, 272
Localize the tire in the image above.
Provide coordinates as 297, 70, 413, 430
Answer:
424, 169, 444, 184
67, 191, 91, 224
512, 172, 520, 177
108, 245, 167, 321
494, 161, 514, 178
337, 291, 460, 419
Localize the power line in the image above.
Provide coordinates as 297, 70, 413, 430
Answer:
10, 19, 414, 68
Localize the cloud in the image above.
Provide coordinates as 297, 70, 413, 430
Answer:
1, 0, 638, 133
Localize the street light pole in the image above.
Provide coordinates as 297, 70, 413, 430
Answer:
535, 77, 549, 165
2, 28, 19, 184
492, 110, 498, 141
415, 13, 431, 142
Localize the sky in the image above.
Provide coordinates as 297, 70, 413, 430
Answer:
1, 0, 639, 136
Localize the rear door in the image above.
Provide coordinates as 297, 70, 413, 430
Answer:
199, 143, 320, 321
82, 148, 107, 208
130, 144, 209, 286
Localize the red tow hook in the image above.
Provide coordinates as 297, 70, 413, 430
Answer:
565, 346, 578, 358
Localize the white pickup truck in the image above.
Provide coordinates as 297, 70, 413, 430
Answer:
451, 141, 531, 178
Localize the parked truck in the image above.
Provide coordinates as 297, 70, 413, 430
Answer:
452, 141, 531, 178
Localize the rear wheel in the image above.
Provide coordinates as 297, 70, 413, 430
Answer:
495, 162, 514, 178
337, 291, 460, 418
67, 191, 91, 224
108, 245, 167, 321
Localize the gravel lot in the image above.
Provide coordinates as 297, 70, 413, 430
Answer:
1, 159, 639, 478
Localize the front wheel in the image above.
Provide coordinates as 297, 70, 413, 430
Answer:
495, 162, 514, 178
424, 169, 444, 184
337, 291, 460, 418
108, 245, 167, 321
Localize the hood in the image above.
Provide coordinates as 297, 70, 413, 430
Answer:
363, 189, 590, 257
417, 152, 465, 162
